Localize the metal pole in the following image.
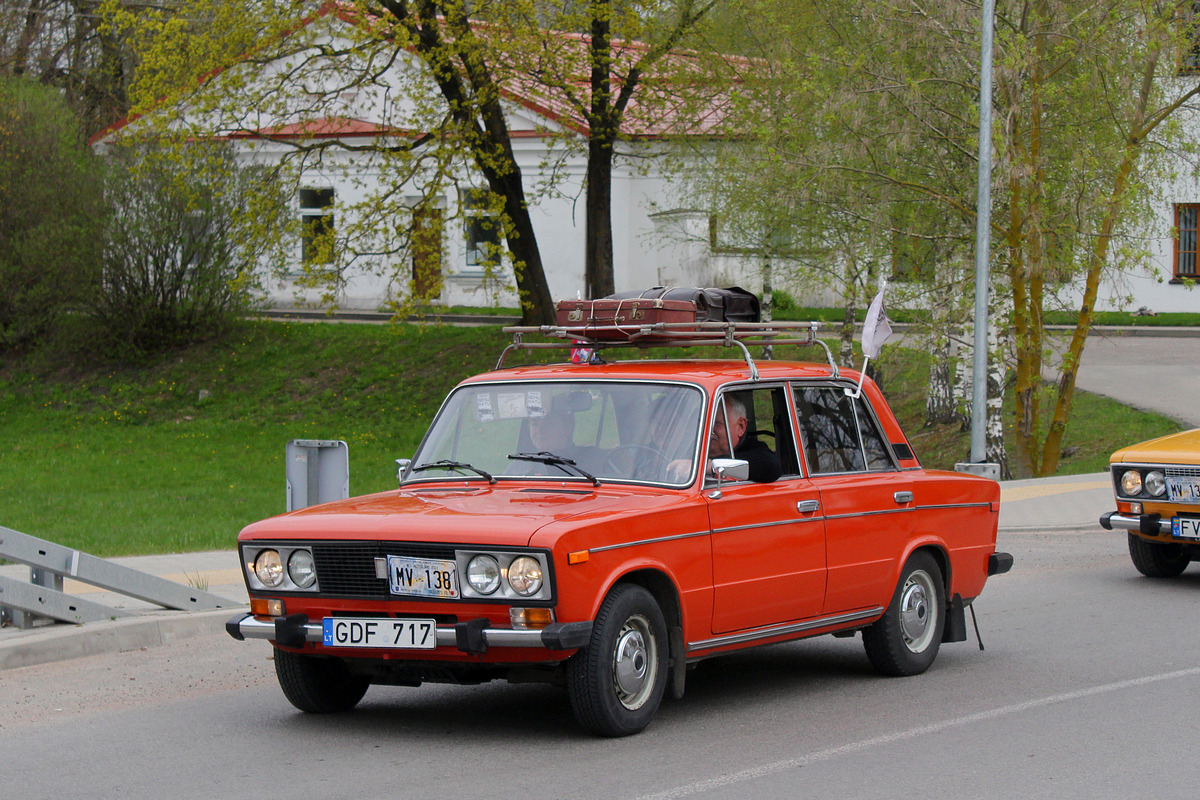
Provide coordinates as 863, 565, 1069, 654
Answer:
971, 0, 995, 464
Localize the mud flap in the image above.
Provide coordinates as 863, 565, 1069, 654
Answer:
942, 594, 967, 643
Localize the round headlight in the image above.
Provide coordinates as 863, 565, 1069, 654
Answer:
288, 549, 317, 589
506, 556, 543, 597
254, 549, 284, 587
1120, 470, 1143, 497
466, 555, 502, 595
1145, 470, 1167, 498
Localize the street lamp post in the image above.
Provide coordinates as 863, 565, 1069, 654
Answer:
960, 0, 999, 481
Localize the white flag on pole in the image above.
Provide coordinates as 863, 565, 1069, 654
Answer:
860, 281, 893, 359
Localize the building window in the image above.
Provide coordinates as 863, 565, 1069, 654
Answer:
300, 188, 335, 265
1181, 2, 1200, 75
462, 189, 502, 270
1175, 204, 1199, 280
411, 205, 444, 299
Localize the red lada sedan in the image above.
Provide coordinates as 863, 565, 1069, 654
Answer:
228, 339, 1011, 736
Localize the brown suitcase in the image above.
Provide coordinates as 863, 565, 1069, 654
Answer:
555, 297, 698, 339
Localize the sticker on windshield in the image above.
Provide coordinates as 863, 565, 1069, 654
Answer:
526, 390, 545, 417
475, 392, 494, 422
497, 392, 528, 419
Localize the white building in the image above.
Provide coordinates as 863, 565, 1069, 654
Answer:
95, 3, 1199, 316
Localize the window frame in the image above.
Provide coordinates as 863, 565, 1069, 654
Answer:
299, 187, 335, 266
1173, 203, 1199, 281
461, 188, 503, 273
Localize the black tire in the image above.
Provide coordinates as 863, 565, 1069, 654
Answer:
274, 647, 369, 713
567, 584, 669, 737
862, 552, 945, 677
1128, 532, 1189, 578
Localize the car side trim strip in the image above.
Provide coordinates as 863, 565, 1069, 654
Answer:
590, 502, 990, 555
686, 607, 883, 653
823, 507, 913, 521
588, 530, 711, 553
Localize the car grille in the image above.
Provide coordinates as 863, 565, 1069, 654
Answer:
1166, 466, 1200, 480
311, 541, 457, 598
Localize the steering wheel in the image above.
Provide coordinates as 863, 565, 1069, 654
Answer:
603, 444, 668, 478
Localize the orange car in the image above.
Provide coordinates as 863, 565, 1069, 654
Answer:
1101, 428, 1200, 577
227, 326, 1011, 736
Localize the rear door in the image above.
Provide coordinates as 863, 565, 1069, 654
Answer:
792, 383, 913, 615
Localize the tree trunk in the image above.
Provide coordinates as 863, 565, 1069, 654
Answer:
585, 137, 615, 298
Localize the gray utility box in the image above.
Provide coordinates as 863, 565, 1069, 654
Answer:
286, 439, 349, 511
954, 461, 1001, 481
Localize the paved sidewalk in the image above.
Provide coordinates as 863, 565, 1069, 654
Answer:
0, 472, 1117, 670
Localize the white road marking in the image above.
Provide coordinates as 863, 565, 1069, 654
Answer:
637, 666, 1200, 800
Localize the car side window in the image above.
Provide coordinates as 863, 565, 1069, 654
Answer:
706, 386, 796, 483
793, 385, 893, 475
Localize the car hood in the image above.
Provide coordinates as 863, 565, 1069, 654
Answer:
238, 483, 676, 547
1110, 428, 1200, 466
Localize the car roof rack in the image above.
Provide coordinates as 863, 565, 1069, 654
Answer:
497, 320, 840, 381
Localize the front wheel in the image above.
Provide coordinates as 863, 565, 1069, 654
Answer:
862, 552, 945, 677
567, 584, 669, 737
274, 647, 369, 713
1128, 532, 1189, 578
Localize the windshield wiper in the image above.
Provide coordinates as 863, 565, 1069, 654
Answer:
508, 452, 601, 487
410, 460, 496, 484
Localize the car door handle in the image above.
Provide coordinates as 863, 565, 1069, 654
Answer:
894, 491, 913, 504
797, 499, 820, 513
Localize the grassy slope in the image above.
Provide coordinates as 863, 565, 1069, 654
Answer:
0, 319, 1183, 556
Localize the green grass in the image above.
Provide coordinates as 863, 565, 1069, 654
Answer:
0, 318, 1186, 556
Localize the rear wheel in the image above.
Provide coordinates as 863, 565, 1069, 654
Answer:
567, 584, 668, 737
274, 647, 369, 713
1128, 532, 1189, 578
863, 552, 944, 677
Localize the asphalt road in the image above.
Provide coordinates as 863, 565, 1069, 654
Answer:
1071, 331, 1200, 428
3, 528, 1199, 800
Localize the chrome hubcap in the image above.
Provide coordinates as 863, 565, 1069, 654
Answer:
612, 615, 656, 709
899, 570, 936, 652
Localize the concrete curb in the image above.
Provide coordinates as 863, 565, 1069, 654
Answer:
0, 607, 244, 671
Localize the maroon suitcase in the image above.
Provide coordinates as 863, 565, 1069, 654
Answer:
555, 297, 698, 339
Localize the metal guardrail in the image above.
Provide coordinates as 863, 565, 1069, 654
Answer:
0, 525, 234, 629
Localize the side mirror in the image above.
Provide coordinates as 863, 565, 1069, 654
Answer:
707, 458, 750, 498
396, 458, 411, 485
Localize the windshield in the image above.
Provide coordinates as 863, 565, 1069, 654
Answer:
408, 381, 704, 486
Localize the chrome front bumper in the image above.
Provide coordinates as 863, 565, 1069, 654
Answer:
225, 613, 592, 655
1099, 512, 1172, 535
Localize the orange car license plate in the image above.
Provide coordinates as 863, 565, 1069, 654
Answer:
322, 617, 438, 648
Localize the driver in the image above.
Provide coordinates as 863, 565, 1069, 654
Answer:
708, 394, 781, 483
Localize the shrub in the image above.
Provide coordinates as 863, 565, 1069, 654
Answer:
92, 139, 290, 354
0, 77, 106, 348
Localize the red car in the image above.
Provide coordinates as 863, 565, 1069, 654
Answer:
227, 325, 1011, 736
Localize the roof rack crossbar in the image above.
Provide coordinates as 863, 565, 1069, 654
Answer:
496, 320, 839, 378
